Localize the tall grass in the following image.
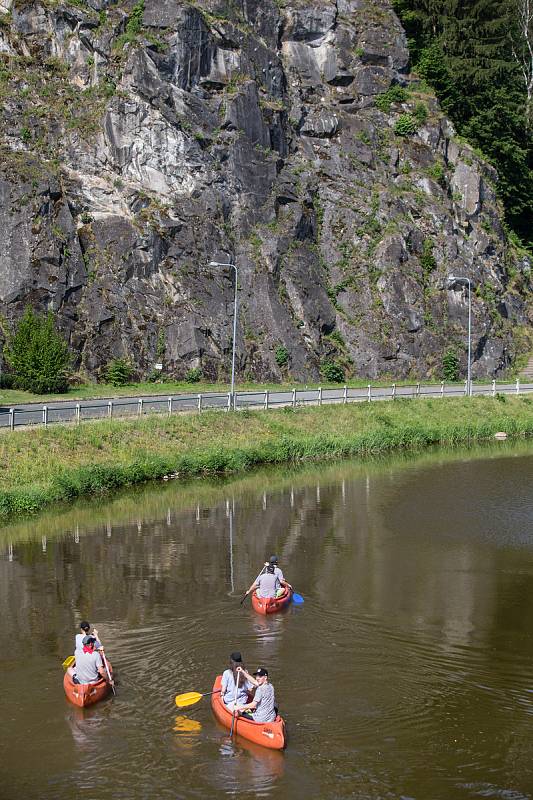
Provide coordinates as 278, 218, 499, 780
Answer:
1, 397, 533, 521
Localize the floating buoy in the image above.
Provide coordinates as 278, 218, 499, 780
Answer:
494, 432, 508, 440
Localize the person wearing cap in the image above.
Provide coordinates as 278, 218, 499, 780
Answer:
71, 636, 113, 687
74, 621, 102, 659
244, 564, 281, 600
267, 555, 284, 583
235, 667, 276, 723
221, 651, 253, 709
265, 555, 292, 596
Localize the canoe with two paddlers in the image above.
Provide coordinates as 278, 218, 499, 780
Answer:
210, 674, 286, 750
63, 660, 113, 708
251, 586, 292, 615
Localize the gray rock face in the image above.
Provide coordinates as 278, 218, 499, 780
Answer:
0, 0, 529, 382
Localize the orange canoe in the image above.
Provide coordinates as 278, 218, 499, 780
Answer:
211, 675, 286, 750
251, 586, 292, 615
63, 660, 113, 708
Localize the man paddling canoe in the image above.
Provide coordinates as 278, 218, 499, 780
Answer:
235, 666, 277, 723
68, 635, 114, 688
244, 564, 281, 600
267, 555, 292, 595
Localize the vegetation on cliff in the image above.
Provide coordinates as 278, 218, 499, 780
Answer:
393, 0, 533, 248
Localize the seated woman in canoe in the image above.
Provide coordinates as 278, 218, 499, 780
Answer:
220, 651, 253, 709
235, 666, 276, 723
74, 620, 102, 660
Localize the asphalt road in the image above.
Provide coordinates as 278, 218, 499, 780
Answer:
0, 382, 531, 429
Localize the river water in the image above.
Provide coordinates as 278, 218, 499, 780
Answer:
2, 443, 533, 800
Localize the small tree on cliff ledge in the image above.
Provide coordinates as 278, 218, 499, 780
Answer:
4, 306, 70, 394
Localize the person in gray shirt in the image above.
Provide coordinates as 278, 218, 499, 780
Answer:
244, 564, 281, 600
235, 667, 276, 723
71, 636, 112, 686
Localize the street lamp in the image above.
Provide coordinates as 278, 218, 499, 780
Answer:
447, 275, 472, 396
209, 260, 238, 408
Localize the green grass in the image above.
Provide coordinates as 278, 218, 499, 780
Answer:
2, 436, 531, 546
0, 376, 510, 405
1, 396, 533, 521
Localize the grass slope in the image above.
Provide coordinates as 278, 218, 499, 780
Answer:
1, 396, 532, 521
0, 377, 473, 405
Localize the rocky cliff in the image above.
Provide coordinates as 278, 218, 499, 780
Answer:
0, 0, 530, 382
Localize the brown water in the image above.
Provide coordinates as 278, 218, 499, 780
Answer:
2, 444, 533, 800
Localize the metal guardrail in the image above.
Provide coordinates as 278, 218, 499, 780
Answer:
1, 379, 533, 431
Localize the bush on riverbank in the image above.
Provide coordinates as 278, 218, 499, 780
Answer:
2, 397, 533, 520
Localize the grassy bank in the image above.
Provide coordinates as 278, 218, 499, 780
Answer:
1, 396, 533, 521
0, 377, 476, 405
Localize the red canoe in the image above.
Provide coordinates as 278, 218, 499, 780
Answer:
210, 675, 286, 750
251, 586, 292, 615
63, 660, 113, 708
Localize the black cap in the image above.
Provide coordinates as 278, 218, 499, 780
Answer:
82, 635, 96, 645
80, 620, 90, 632
230, 651, 242, 662
269, 555, 278, 564
253, 667, 268, 677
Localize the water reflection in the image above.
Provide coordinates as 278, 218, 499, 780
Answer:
2, 441, 533, 798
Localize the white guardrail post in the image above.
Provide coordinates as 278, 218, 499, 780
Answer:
318, 386, 322, 406
464, 380, 468, 396
416, 382, 420, 398
516, 378, 520, 395
440, 381, 444, 398
264, 390, 269, 410
292, 388, 296, 408
227, 392, 231, 412
138, 398, 143, 417
76, 404, 81, 425
198, 393, 202, 413
343, 385, 347, 404
492, 380, 496, 397
108, 400, 113, 418
367, 384, 371, 402
9, 408, 14, 430
43, 405, 48, 427
168, 397, 173, 416
392, 383, 396, 401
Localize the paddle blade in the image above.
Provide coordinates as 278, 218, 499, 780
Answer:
175, 692, 204, 708
292, 593, 304, 605
62, 655, 75, 671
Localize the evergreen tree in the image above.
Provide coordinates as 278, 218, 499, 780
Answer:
4, 306, 71, 394
393, 0, 533, 245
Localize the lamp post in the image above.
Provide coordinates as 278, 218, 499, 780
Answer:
447, 275, 472, 396
209, 260, 238, 408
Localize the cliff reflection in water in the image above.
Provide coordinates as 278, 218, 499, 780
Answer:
2, 441, 533, 799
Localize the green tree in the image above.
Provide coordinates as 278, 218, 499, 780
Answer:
4, 306, 71, 393
393, 0, 533, 245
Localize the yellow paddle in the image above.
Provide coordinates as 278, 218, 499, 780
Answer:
62, 655, 75, 671
175, 689, 221, 708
